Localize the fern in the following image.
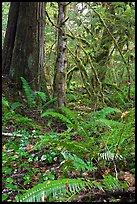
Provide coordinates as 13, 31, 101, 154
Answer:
61, 107, 90, 137
2, 97, 9, 108
11, 102, 23, 111
84, 118, 122, 131
61, 150, 97, 172
41, 107, 90, 137
35, 91, 47, 102
98, 151, 123, 161
102, 174, 128, 190
42, 97, 57, 109
41, 111, 73, 125
61, 106, 79, 124
93, 174, 128, 191
21, 77, 35, 106
92, 107, 122, 119
15, 178, 91, 202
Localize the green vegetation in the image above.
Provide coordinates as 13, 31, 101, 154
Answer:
2, 2, 135, 202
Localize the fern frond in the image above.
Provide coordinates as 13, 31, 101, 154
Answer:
61, 140, 92, 156
11, 102, 23, 111
35, 91, 47, 102
41, 111, 72, 125
102, 174, 128, 190
2, 97, 9, 108
42, 97, 57, 109
61, 150, 97, 172
84, 118, 122, 130
92, 107, 122, 118
98, 151, 123, 161
61, 106, 79, 124
96, 118, 122, 128
16, 178, 90, 202
21, 77, 35, 106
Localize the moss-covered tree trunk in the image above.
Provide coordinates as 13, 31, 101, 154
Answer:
92, 3, 115, 88
2, 2, 49, 96
53, 2, 67, 107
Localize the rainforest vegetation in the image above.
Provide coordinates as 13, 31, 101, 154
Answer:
2, 2, 135, 202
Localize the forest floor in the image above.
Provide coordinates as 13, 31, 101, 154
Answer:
2, 77, 135, 202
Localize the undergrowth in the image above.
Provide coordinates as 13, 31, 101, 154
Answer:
2, 94, 135, 202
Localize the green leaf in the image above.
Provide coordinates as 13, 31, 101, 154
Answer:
42, 97, 57, 109
93, 181, 104, 191
20, 77, 35, 106
11, 102, 23, 111
5, 168, 12, 175
6, 177, 13, 183
48, 174, 55, 180
35, 91, 47, 102
5, 184, 18, 190
41, 155, 47, 161
41, 111, 72, 125
16, 178, 89, 202
2, 97, 9, 107
2, 194, 8, 201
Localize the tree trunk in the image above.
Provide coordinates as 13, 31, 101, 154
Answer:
2, 2, 49, 97
92, 3, 115, 86
37, 2, 50, 99
53, 2, 67, 107
2, 2, 19, 75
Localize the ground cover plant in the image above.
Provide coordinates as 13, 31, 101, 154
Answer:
2, 91, 135, 202
2, 2, 135, 202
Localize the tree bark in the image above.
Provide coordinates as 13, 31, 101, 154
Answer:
2, 2, 19, 75
53, 2, 67, 107
2, 2, 49, 96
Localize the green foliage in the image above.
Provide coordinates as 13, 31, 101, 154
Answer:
92, 107, 122, 119
61, 150, 97, 172
20, 77, 35, 107
2, 97, 9, 108
35, 91, 47, 102
21, 77, 56, 110
102, 174, 128, 190
11, 102, 23, 111
15, 178, 90, 202
41, 106, 90, 138
41, 111, 73, 125
40, 106, 134, 162
2, 2, 135, 202
42, 97, 57, 110
93, 174, 128, 191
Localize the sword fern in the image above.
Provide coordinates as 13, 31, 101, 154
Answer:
15, 178, 91, 202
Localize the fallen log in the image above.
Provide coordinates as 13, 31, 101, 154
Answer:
70, 187, 135, 202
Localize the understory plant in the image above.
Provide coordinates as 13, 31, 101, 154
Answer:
21, 77, 57, 110
15, 178, 91, 202
41, 106, 134, 168
15, 174, 128, 202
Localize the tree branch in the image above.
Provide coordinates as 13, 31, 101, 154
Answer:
45, 11, 61, 30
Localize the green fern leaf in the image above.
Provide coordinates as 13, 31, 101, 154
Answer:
61, 150, 97, 172
96, 118, 122, 128
11, 102, 23, 111
2, 97, 9, 108
41, 111, 72, 125
21, 77, 35, 106
16, 178, 90, 202
42, 97, 57, 109
61, 106, 79, 124
92, 107, 122, 118
35, 91, 47, 102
